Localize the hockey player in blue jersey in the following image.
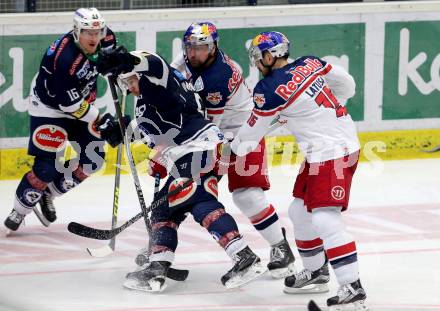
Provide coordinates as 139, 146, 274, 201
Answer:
171, 21, 295, 279
96, 49, 266, 291
230, 31, 368, 310
4, 8, 117, 231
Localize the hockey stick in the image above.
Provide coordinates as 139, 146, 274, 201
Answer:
86, 93, 126, 258
68, 116, 285, 240
134, 173, 161, 266
89, 76, 188, 281
132, 174, 189, 281
68, 177, 194, 240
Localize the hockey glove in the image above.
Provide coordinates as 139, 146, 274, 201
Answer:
96, 113, 131, 147
96, 46, 140, 75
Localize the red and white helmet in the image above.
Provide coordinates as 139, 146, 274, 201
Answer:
73, 8, 106, 42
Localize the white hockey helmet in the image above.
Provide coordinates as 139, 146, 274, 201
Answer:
117, 51, 147, 89
73, 8, 107, 42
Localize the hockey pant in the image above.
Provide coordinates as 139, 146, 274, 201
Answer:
14, 115, 105, 215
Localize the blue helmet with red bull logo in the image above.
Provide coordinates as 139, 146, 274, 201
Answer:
248, 31, 290, 66
182, 22, 219, 53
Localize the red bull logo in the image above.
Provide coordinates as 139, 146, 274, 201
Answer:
252, 34, 270, 46
275, 58, 324, 101
206, 92, 222, 105
253, 93, 266, 107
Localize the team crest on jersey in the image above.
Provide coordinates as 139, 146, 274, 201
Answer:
331, 186, 345, 200
206, 92, 222, 105
204, 176, 218, 198
168, 178, 197, 207
253, 93, 266, 107
32, 125, 68, 152
24, 189, 42, 205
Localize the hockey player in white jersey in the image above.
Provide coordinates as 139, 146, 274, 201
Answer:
229, 31, 368, 310
171, 21, 295, 279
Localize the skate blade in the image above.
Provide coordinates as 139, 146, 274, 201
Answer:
269, 262, 296, 279
225, 262, 267, 289
284, 283, 329, 294
5, 229, 13, 237
123, 278, 167, 292
329, 300, 369, 311
33, 207, 50, 227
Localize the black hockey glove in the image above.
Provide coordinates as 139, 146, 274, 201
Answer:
96, 45, 140, 75
96, 113, 131, 147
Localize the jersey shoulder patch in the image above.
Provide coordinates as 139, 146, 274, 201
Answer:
252, 79, 284, 115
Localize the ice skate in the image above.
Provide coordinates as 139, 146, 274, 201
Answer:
34, 190, 56, 226
4, 209, 25, 232
123, 261, 170, 292
221, 246, 266, 289
284, 261, 330, 294
267, 228, 296, 278
327, 279, 368, 311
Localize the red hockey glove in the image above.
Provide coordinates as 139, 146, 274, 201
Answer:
147, 158, 167, 179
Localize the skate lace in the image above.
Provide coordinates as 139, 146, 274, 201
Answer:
9, 211, 24, 224
296, 268, 312, 281
270, 245, 284, 262
42, 192, 55, 212
337, 283, 356, 299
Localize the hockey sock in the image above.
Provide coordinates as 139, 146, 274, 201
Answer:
48, 164, 89, 197
194, 203, 246, 258
289, 198, 326, 271
233, 187, 283, 245
14, 170, 47, 215
312, 207, 359, 285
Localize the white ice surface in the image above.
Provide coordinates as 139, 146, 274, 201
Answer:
1, 159, 440, 311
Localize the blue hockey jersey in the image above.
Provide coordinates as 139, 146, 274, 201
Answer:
31, 29, 116, 122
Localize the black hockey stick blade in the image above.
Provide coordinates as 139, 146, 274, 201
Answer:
168, 267, 189, 281
68, 222, 116, 240
68, 178, 194, 240
307, 300, 323, 311
68, 211, 142, 240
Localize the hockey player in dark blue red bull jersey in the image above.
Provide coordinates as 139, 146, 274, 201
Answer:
4, 8, 117, 231
230, 31, 368, 310
96, 49, 266, 292
171, 21, 295, 279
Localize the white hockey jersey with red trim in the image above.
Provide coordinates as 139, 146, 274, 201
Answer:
179, 50, 254, 137
231, 56, 360, 163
